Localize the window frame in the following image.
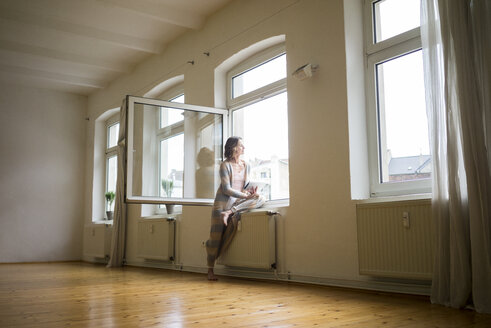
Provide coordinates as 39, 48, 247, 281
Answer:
105, 114, 119, 211
156, 88, 185, 214
364, 0, 431, 197
226, 44, 289, 202
125, 95, 228, 205
227, 44, 287, 110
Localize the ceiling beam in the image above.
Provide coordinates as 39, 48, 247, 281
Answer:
0, 40, 129, 73
97, 0, 204, 29
0, 64, 106, 89
0, 8, 164, 54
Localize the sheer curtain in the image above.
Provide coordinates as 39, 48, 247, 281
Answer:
107, 99, 128, 268
421, 0, 491, 313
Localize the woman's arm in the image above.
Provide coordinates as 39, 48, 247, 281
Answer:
219, 162, 248, 198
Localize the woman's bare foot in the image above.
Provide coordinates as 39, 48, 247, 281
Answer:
208, 268, 218, 281
220, 210, 232, 226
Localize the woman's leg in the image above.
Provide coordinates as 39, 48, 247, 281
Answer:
205, 210, 225, 280
230, 195, 266, 214
217, 195, 266, 258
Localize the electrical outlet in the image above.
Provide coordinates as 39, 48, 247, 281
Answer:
402, 211, 410, 228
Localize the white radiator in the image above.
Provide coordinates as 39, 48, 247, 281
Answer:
84, 224, 112, 259
137, 218, 175, 261
356, 199, 434, 280
218, 211, 276, 270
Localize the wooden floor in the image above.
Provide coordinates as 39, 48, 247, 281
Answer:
0, 262, 490, 327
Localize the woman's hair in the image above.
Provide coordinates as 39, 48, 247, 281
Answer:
224, 136, 242, 160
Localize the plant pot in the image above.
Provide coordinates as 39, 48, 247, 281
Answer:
106, 211, 113, 221
165, 204, 175, 214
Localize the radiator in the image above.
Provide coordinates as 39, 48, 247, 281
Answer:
84, 224, 112, 259
137, 218, 175, 261
356, 199, 434, 280
218, 211, 276, 270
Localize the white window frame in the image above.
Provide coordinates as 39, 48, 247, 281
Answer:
227, 44, 287, 110
105, 114, 119, 211
364, 0, 430, 197
126, 96, 228, 205
156, 87, 185, 214
226, 44, 289, 203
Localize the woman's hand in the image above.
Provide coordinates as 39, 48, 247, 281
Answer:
245, 186, 258, 199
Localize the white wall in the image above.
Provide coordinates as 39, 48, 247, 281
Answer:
85, 0, 368, 285
0, 83, 87, 262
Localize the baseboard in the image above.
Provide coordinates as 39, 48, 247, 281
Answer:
0, 260, 81, 265
124, 262, 431, 296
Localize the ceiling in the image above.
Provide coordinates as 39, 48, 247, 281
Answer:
0, 0, 233, 96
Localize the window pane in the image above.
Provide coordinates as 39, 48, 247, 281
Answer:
233, 92, 289, 200
131, 101, 223, 201
373, 0, 420, 43
106, 155, 117, 211
232, 54, 286, 98
160, 107, 184, 128
160, 94, 184, 128
376, 50, 431, 183
107, 123, 119, 148
160, 134, 184, 198
170, 94, 184, 103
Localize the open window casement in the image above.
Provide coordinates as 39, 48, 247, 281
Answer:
126, 95, 228, 205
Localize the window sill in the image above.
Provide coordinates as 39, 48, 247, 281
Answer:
90, 220, 113, 226
355, 193, 431, 205
140, 213, 180, 220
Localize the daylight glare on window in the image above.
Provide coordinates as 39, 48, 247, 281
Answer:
107, 155, 117, 193
232, 92, 289, 200
160, 134, 184, 198
160, 94, 184, 128
232, 54, 286, 98
373, 0, 420, 43
376, 49, 430, 183
108, 123, 119, 148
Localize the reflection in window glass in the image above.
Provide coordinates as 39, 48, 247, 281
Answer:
376, 49, 430, 183
232, 54, 286, 98
233, 92, 289, 200
373, 0, 420, 43
107, 123, 119, 148
160, 134, 184, 198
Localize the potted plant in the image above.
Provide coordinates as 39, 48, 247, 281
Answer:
161, 179, 174, 214
105, 191, 115, 220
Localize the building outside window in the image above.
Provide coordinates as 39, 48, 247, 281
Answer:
365, 0, 431, 196
227, 44, 289, 201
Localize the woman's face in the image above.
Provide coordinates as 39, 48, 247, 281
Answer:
234, 140, 245, 157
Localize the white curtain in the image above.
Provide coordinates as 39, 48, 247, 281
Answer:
421, 0, 491, 313
107, 99, 128, 267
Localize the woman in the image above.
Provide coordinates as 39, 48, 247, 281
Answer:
205, 136, 265, 280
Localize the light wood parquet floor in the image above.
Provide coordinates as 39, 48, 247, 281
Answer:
0, 262, 490, 327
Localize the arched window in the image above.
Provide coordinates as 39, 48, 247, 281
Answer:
226, 44, 289, 201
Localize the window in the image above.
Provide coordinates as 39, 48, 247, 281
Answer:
365, 0, 430, 196
105, 115, 119, 212
227, 44, 289, 201
159, 93, 185, 200
126, 96, 226, 205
